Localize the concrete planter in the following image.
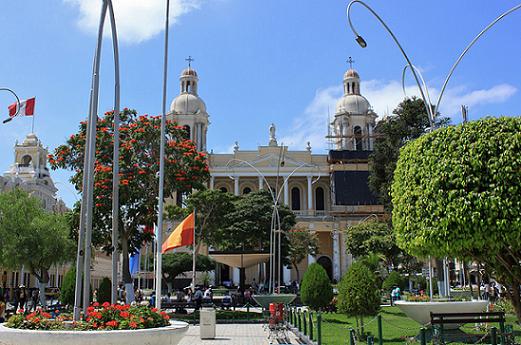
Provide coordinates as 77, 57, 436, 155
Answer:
394, 300, 488, 329
0, 320, 189, 345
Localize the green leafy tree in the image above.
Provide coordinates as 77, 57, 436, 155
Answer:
162, 253, 215, 292
392, 117, 521, 321
338, 262, 381, 339
49, 109, 209, 296
97, 277, 112, 303
300, 263, 333, 310
0, 189, 75, 307
287, 229, 318, 282
344, 220, 399, 269
369, 97, 448, 210
166, 189, 236, 251
382, 271, 405, 291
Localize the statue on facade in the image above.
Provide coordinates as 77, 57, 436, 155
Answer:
269, 123, 278, 146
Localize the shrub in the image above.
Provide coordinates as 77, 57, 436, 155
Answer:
98, 277, 112, 304
338, 262, 381, 339
60, 267, 76, 306
382, 271, 405, 291
300, 263, 333, 310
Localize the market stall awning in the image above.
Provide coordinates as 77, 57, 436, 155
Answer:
209, 251, 270, 268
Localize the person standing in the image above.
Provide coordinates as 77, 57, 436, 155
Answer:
0, 295, 6, 323
193, 287, 203, 310
31, 289, 39, 311
18, 286, 27, 311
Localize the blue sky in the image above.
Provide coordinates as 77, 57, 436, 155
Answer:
1, 0, 520, 206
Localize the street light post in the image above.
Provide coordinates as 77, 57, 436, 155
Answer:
73, 0, 120, 321
225, 157, 321, 293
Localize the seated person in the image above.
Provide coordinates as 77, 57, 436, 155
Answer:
221, 291, 232, 310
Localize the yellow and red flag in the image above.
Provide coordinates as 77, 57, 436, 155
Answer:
161, 212, 194, 253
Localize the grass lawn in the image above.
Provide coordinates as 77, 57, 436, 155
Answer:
303, 306, 521, 345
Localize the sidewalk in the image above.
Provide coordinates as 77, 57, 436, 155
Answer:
177, 323, 299, 345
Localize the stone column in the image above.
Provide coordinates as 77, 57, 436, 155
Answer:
234, 176, 240, 196
209, 176, 215, 190
283, 177, 289, 205
332, 229, 341, 282
258, 176, 264, 190
232, 267, 240, 286
283, 266, 291, 285
307, 175, 313, 215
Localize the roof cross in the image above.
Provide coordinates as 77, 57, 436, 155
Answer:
185, 55, 194, 68
347, 56, 355, 69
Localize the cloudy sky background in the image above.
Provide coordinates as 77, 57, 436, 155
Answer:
0, 0, 520, 206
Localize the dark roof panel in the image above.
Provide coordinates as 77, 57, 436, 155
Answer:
333, 170, 379, 205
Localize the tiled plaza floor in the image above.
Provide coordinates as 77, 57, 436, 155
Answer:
177, 323, 299, 345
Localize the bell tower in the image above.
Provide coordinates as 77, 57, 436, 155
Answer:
168, 56, 209, 152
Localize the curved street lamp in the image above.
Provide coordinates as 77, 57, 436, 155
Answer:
0, 87, 21, 121
225, 157, 321, 293
347, 0, 434, 128
73, 0, 120, 321
349, 1, 521, 126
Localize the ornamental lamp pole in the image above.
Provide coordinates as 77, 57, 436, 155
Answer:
73, 0, 121, 321
0, 88, 21, 119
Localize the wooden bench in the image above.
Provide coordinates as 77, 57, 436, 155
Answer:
430, 312, 506, 344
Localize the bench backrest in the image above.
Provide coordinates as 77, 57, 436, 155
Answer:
430, 312, 505, 325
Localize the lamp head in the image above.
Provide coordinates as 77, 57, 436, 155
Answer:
355, 35, 367, 48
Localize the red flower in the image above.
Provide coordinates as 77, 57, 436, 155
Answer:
93, 302, 100, 307
102, 302, 111, 308
119, 311, 130, 318
151, 308, 158, 313
129, 321, 138, 329
106, 320, 119, 328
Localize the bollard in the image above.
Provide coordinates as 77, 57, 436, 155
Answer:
349, 328, 356, 345
491, 327, 497, 345
420, 327, 426, 345
289, 308, 293, 325
367, 334, 374, 345
298, 309, 302, 332
317, 312, 322, 345
309, 312, 314, 341
377, 315, 383, 345
499, 320, 506, 345
303, 310, 307, 336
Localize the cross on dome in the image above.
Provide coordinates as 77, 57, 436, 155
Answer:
185, 56, 194, 68
347, 56, 355, 69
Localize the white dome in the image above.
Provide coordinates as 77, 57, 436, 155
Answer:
336, 94, 370, 114
170, 93, 207, 115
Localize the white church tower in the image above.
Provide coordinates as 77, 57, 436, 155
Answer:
168, 57, 209, 152
332, 58, 377, 151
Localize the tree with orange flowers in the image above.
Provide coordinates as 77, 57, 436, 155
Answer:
49, 108, 209, 292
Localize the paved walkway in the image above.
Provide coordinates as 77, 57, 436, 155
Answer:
177, 324, 300, 345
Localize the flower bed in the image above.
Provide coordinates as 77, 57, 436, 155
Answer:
0, 303, 188, 345
5, 303, 170, 331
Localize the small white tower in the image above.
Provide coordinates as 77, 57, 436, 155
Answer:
3, 133, 60, 211
332, 58, 377, 151
168, 56, 209, 152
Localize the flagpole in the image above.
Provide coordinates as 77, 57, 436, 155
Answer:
192, 209, 197, 291
31, 114, 35, 133
155, 0, 170, 310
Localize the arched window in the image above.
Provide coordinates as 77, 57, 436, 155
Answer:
315, 187, 325, 211
354, 126, 363, 151
21, 155, 32, 166
220, 187, 228, 193
183, 125, 191, 140
242, 187, 252, 195
291, 187, 301, 210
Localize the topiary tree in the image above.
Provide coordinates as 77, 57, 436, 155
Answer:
382, 271, 405, 292
300, 263, 333, 310
60, 267, 76, 306
97, 277, 112, 304
338, 262, 381, 340
392, 117, 521, 321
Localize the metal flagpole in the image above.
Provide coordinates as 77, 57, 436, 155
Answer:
155, 0, 170, 310
106, 0, 121, 306
192, 209, 197, 290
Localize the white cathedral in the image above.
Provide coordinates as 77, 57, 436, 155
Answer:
167, 61, 384, 286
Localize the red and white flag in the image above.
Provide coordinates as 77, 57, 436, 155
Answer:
4, 97, 35, 123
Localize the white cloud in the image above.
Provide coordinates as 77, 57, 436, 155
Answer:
280, 80, 517, 152
64, 0, 203, 44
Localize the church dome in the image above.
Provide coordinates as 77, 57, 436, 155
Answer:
181, 67, 198, 77
170, 93, 207, 115
336, 94, 370, 114
344, 69, 359, 79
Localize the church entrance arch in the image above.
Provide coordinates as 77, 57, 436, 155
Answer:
316, 256, 333, 281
